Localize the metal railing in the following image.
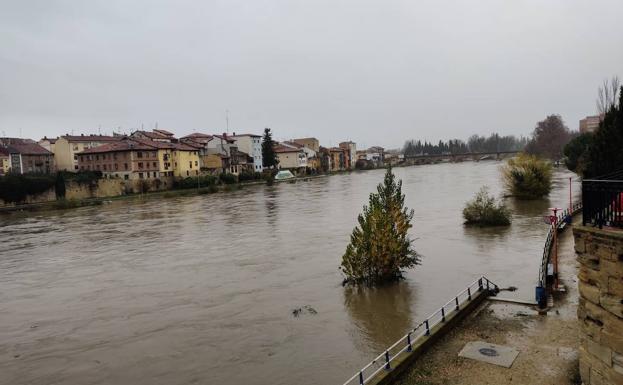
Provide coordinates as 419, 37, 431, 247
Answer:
537, 202, 582, 288
341, 276, 498, 385
582, 173, 623, 229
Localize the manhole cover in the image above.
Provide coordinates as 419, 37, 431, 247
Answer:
479, 348, 499, 357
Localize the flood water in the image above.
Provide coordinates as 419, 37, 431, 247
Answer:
0, 161, 579, 385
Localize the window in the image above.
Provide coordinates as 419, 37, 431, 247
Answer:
114, 164, 118, 170
195, 161, 198, 166
153, 162, 157, 168
138, 162, 143, 169
96, 155, 99, 160
113, 153, 117, 160
139, 172, 144, 179
153, 172, 157, 178
103, 164, 107, 170
189, 161, 192, 169
74, 165, 78, 170
73, 146, 79, 151
74, 155, 77, 160
137, 152, 143, 158
124, 174, 129, 180
124, 163, 128, 170
186, 171, 189, 176
96, 165, 100, 170
152, 152, 156, 157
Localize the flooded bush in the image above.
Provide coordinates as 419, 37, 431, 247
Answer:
463, 187, 511, 226
219, 173, 238, 185
0, 174, 55, 203
501, 153, 552, 199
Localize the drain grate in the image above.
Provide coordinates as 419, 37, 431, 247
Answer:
479, 348, 499, 357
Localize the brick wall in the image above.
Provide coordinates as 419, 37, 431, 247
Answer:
573, 226, 623, 385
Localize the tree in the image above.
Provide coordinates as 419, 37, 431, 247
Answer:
501, 153, 553, 199
563, 132, 594, 174
261, 128, 278, 169
524, 115, 571, 160
463, 186, 511, 226
340, 167, 419, 285
55, 172, 66, 199
584, 86, 623, 178
597, 76, 620, 115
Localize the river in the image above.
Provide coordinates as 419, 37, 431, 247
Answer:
0, 161, 579, 385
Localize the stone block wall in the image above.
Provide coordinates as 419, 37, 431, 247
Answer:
574, 226, 623, 385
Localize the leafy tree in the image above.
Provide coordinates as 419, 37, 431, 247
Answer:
261, 128, 279, 169
583, 86, 623, 178
0, 174, 55, 203
463, 186, 511, 226
525, 115, 571, 160
501, 153, 552, 199
55, 172, 66, 199
340, 167, 419, 285
563, 132, 593, 174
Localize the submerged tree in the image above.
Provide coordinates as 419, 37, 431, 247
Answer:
463, 186, 511, 226
340, 167, 419, 285
501, 153, 552, 199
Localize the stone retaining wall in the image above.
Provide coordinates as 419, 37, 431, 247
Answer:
573, 226, 623, 385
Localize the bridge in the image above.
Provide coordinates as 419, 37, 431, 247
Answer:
402, 150, 520, 165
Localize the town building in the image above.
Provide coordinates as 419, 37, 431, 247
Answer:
274, 144, 307, 170
231, 133, 263, 172
579, 114, 604, 134
291, 137, 320, 152
77, 138, 160, 180
366, 146, 385, 166
339, 141, 357, 169
131, 129, 176, 143
38, 137, 57, 153
0, 138, 55, 174
329, 147, 346, 171
54, 134, 121, 171
132, 138, 201, 178
283, 141, 318, 172
180, 133, 252, 175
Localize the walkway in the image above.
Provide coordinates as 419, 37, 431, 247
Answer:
393, 220, 581, 385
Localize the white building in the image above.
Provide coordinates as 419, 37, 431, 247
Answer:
231, 133, 263, 172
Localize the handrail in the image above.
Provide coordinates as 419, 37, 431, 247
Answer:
537, 202, 582, 288
341, 276, 498, 385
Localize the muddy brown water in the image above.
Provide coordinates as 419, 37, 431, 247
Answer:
0, 162, 579, 385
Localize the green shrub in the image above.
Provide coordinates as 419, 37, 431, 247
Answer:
173, 175, 218, 190
238, 171, 263, 182
219, 173, 237, 185
501, 153, 552, 199
463, 187, 511, 226
0, 174, 55, 203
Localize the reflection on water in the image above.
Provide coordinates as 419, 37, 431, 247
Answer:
0, 162, 580, 385
344, 281, 415, 352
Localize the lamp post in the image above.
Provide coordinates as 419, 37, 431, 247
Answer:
550, 207, 561, 290
569, 177, 573, 214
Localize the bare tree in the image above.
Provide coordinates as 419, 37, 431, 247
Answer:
597, 76, 620, 114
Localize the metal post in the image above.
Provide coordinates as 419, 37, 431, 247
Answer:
385, 350, 390, 370
478, 278, 483, 291
407, 333, 412, 352
467, 287, 471, 300
441, 307, 446, 322
424, 319, 430, 336
359, 371, 364, 385
455, 297, 459, 311
486, 279, 490, 290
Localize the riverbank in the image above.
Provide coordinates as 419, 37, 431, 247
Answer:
393, 217, 581, 385
0, 173, 332, 214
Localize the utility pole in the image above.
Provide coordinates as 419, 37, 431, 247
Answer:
225, 109, 230, 134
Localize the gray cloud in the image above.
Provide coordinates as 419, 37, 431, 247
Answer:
1, 0, 622, 148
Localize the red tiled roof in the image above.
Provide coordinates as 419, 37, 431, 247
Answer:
61, 135, 120, 142
153, 129, 174, 136
231, 133, 261, 138
133, 130, 171, 140
78, 139, 155, 154
283, 141, 304, 149
3, 142, 53, 155
274, 144, 303, 153
131, 137, 199, 151
182, 132, 213, 139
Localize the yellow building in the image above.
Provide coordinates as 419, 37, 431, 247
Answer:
132, 138, 201, 178
54, 135, 120, 171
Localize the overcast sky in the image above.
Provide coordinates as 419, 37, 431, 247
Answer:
1, 0, 622, 148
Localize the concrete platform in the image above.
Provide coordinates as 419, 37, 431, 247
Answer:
458, 341, 519, 368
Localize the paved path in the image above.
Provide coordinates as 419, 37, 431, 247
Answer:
394, 221, 581, 385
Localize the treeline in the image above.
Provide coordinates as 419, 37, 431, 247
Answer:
403, 134, 526, 156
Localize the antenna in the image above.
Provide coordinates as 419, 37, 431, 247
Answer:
155, 122, 158, 130
98, 125, 101, 135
